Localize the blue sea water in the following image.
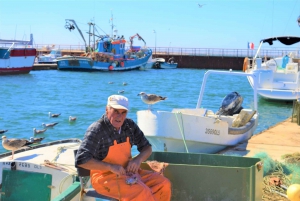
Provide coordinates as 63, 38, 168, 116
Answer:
0, 69, 293, 155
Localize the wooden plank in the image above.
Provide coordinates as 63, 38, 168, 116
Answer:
219, 117, 300, 161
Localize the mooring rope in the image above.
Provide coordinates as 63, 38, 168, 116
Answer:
174, 111, 189, 153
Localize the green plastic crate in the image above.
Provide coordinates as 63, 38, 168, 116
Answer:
141, 151, 263, 201
1, 169, 52, 201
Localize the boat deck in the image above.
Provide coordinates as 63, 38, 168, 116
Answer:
218, 117, 300, 161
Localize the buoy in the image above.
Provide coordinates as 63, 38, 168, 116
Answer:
243, 57, 248, 72
109, 65, 114, 70
287, 184, 300, 201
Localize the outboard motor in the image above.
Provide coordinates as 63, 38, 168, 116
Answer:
216, 92, 243, 116
153, 61, 161, 69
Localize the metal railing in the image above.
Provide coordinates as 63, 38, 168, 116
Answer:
2, 43, 300, 58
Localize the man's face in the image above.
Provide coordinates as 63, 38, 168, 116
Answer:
106, 106, 127, 130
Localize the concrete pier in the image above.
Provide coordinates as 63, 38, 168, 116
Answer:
218, 117, 300, 161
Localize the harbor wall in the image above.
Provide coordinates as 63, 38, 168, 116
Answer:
154, 55, 244, 70
35, 50, 245, 70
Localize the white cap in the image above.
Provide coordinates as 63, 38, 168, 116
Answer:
107, 95, 129, 110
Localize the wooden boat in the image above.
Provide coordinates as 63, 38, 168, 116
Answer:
0, 34, 36, 75
137, 70, 259, 153
243, 36, 300, 100
0, 138, 263, 201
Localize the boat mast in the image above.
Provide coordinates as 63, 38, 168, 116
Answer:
109, 11, 115, 38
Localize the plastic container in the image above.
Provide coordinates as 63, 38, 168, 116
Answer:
141, 152, 263, 201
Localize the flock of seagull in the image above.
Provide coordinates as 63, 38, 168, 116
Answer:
0, 86, 168, 160
1, 112, 77, 159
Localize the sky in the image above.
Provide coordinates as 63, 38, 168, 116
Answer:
1, 0, 300, 50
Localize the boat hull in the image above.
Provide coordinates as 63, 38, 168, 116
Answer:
0, 67, 33, 75
0, 48, 36, 75
0, 139, 81, 201
160, 62, 177, 69
57, 50, 152, 72
247, 70, 300, 100
137, 109, 258, 153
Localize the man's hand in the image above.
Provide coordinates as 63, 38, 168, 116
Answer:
126, 157, 141, 173
110, 164, 126, 176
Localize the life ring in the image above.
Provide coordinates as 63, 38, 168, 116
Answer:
243, 57, 248, 72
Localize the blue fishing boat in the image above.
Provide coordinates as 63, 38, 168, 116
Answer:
57, 19, 152, 71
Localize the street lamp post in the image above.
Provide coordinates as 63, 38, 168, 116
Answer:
153, 30, 156, 58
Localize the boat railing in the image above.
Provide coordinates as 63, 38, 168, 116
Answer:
196, 70, 258, 111
3, 43, 15, 58
1, 43, 298, 58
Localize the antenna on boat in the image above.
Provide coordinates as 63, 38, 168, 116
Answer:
109, 10, 116, 38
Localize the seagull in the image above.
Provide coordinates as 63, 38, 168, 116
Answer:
138, 92, 167, 110
2, 135, 32, 159
33, 128, 47, 135
29, 137, 45, 144
42, 122, 59, 128
118, 90, 125, 94
122, 82, 128, 86
198, 3, 206, 7
69, 116, 77, 122
108, 82, 114, 84
0, 130, 8, 134
49, 112, 61, 118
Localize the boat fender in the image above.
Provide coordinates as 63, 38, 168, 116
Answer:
109, 65, 114, 70
243, 57, 248, 72
121, 61, 124, 67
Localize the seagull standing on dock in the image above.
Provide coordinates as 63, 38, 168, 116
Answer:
2, 136, 32, 159
138, 92, 167, 110
49, 112, 61, 118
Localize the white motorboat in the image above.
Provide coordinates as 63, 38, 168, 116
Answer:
137, 70, 259, 154
38, 49, 62, 64
143, 56, 165, 69
243, 36, 300, 100
152, 57, 177, 69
